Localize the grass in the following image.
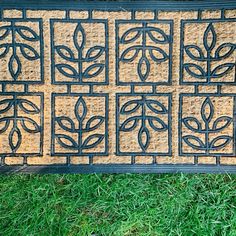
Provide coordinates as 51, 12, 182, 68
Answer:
0, 174, 236, 236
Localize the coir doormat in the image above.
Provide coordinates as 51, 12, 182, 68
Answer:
0, 0, 236, 173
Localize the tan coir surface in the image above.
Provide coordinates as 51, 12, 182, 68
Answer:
0, 9, 235, 166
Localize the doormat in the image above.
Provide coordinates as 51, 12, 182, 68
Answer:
0, 1, 236, 173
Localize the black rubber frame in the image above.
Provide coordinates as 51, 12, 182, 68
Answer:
0, 0, 236, 174
1, 164, 236, 174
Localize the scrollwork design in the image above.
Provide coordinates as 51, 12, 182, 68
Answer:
119, 22, 170, 82
119, 95, 168, 152
0, 96, 41, 153
55, 96, 105, 153
182, 97, 233, 153
0, 21, 41, 81
54, 23, 105, 82
183, 23, 235, 83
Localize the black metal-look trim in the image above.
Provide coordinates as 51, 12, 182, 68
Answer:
0, 1, 236, 174
1, 164, 236, 174
0, 0, 236, 10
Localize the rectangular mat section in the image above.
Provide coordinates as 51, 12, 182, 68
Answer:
0, 1, 236, 173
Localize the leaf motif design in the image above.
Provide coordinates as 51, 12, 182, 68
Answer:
20, 44, 40, 60
138, 56, 150, 82
0, 44, 10, 58
183, 117, 202, 132
120, 117, 139, 132
82, 134, 104, 149
0, 118, 10, 134
56, 64, 77, 79
183, 135, 205, 150
149, 47, 168, 63
85, 46, 105, 61
148, 117, 167, 131
56, 116, 75, 132
147, 27, 169, 44
146, 99, 167, 114
56, 134, 78, 149
138, 126, 150, 151
55, 45, 75, 61
0, 26, 10, 40
9, 126, 22, 153
184, 45, 204, 60
120, 28, 142, 44
212, 116, 232, 132
203, 23, 216, 51
16, 26, 39, 41
120, 47, 139, 62
9, 54, 21, 80
201, 97, 214, 123
184, 63, 205, 79
73, 23, 85, 50
211, 63, 235, 78
209, 136, 232, 150
85, 116, 104, 131
21, 118, 40, 133
83, 64, 104, 79
120, 100, 141, 114
215, 43, 235, 59
74, 97, 87, 122
18, 99, 40, 114
0, 99, 13, 113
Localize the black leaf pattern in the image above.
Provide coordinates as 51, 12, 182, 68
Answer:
56, 134, 78, 149
9, 126, 22, 153
18, 99, 40, 114
119, 23, 170, 82
182, 97, 233, 153
119, 96, 169, 153
138, 126, 150, 151
85, 116, 104, 132
0, 44, 10, 58
0, 96, 41, 154
0, 26, 10, 40
54, 22, 105, 82
21, 118, 40, 133
75, 97, 87, 122
85, 46, 105, 61
55, 45, 75, 61
183, 23, 235, 83
120, 117, 139, 132
56, 64, 77, 79
55, 96, 106, 153
83, 64, 104, 79
0, 118, 10, 134
9, 54, 21, 80
56, 116, 75, 133
0, 21, 41, 81
16, 26, 39, 41
82, 134, 104, 149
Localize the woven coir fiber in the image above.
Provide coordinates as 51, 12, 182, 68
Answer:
0, 7, 235, 169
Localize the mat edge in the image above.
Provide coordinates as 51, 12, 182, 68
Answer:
0, 0, 236, 10
1, 164, 236, 174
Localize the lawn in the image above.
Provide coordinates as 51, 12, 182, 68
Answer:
0, 174, 236, 235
